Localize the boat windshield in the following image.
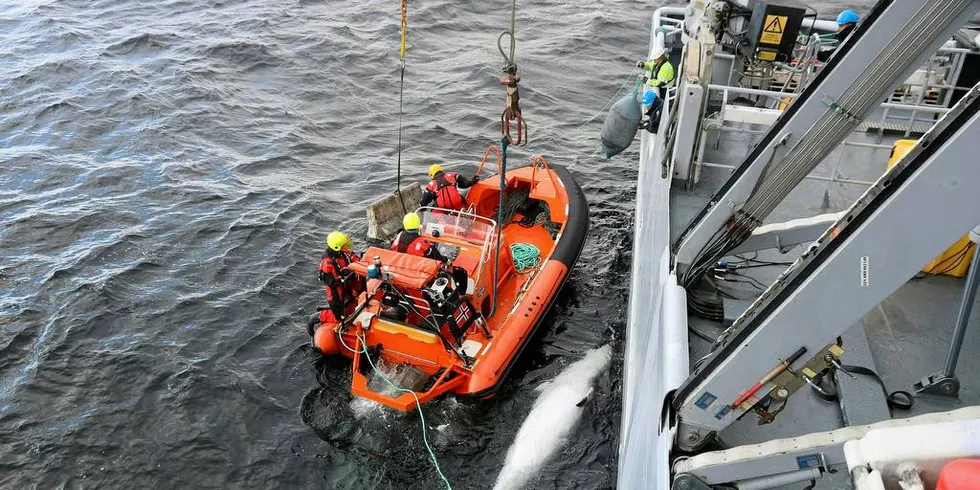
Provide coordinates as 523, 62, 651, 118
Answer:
416, 207, 497, 272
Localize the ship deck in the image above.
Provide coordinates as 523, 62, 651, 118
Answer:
670, 121, 980, 488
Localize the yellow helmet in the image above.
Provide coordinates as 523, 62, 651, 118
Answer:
403, 212, 421, 231
325, 231, 351, 252
428, 163, 443, 178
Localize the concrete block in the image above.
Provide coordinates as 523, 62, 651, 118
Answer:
366, 183, 422, 239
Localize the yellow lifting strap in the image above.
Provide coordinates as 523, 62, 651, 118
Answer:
400, 0, 408, 58
365, 0, 413, 240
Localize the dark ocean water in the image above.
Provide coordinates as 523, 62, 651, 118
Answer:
0, 0, 870, 488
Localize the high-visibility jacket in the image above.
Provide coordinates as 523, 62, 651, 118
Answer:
644, 58, 675, 88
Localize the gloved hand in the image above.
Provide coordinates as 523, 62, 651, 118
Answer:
318, 270, 327, 283
636, 60, 645, 68
472, 175, 481, 183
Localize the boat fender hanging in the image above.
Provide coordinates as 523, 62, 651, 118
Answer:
600, 94, 641, 158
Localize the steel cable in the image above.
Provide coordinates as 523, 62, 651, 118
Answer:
684, 0, 968, 288
739, 1, 964, 222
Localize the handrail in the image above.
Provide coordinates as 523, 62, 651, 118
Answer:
528, 154, 559, 193
474, 144, 502, 179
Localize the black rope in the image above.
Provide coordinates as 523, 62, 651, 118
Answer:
810, 364, 913, 412
395, 61, 407, 214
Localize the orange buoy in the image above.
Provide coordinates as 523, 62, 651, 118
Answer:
309, 310, 340, 355
313, 323, 340, 355
937, 459, 980, 490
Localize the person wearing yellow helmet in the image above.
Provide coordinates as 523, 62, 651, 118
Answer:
420, 163, 480, 211
390, 212, 446, 261
318, 231, 364, 319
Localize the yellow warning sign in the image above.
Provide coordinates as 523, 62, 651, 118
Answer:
760, 14, 787, 44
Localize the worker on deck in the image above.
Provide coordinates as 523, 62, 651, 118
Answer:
391, 212, 446, 261
638, 45, 675, 96
817, 9, 860, 62
420, 163, 479, 211
640, 89, 663, 134
318, 231, 365, 319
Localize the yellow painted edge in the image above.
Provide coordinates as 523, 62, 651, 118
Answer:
374, 320, 439, 344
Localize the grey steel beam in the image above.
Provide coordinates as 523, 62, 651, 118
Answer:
672, 81, 705, 182
674, 0, 980, 266
672, 83, 980, 449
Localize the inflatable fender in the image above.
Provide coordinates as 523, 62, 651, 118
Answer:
312, 323, 340, 355
600, 94, 641, 158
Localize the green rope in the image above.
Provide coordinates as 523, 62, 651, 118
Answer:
572, 66, 641, 131
348, 331, 453, 490
510, 243, 540, 272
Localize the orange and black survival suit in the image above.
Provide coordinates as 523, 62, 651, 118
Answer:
390, 212, 447, 262
318, 231, 365, 320
420, 164, 479, 211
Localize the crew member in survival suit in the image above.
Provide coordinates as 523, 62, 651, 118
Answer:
390, 212, 446, 261
419, 163, 479, 211
318, 231, 365, 319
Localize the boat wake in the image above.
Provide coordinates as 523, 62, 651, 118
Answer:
492, 344, 612, 490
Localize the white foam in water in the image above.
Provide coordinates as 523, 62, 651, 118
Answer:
349, 358, 429, 419
493, 344, 613, 490
349, 395, 384, 419
348, 359, 399, 419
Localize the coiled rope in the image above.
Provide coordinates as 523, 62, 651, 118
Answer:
510, 243, 540, 272
338, 330, 453, 490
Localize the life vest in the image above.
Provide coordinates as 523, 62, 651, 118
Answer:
319, 249, 361, 304
425, 172, 465, 210
390, 231, 432, 258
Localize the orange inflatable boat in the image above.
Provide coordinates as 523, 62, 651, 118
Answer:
309, 149, 588, 410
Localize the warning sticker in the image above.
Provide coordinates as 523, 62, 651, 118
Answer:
760, 14, 787, 44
